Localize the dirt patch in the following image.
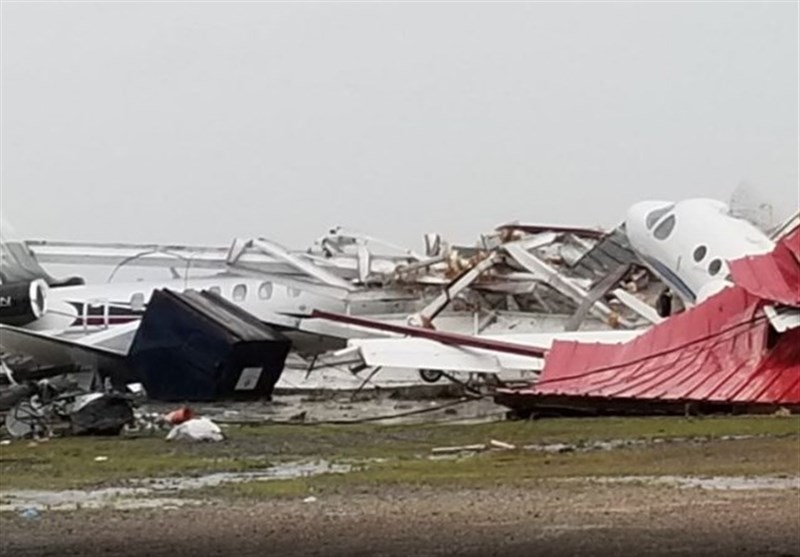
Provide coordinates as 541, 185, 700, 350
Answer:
1, 482, 798, 557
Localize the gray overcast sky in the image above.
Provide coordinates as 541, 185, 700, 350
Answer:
1, 1, 798, 252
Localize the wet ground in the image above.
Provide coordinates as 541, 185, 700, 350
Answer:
0, 460, 352, 511
141, 394, 504, 426
2, 415, 798, 557
1, 482, 798, 557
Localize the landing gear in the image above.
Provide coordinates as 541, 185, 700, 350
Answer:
418, 369, 444, 383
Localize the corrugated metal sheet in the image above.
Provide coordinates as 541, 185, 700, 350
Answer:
570, 226, 639, 281
495, 223, 605, 239
498, 232, 800, 408
525, 287, 799, 404
730, 226, 800, 306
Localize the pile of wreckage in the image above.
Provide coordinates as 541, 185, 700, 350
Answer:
0, 195, 798, 438
496, 225, 800, 417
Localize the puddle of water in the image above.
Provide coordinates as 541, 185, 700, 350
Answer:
131, 460, 351, 491
1, 487, 150, 512
587, 475, 800, 491
657, 475, 800, 490
0, 460, 351, 512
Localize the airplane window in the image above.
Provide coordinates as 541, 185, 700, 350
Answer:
258, 282, 273, 300
653, 215, 676, 240
693, 245, 707, 262
208, 286, 221, 296
646, 205, 674, 230
130, 292, 145, 312
287, 287, 301, 298
233, 284, 247, 301
708, 259, 723, 276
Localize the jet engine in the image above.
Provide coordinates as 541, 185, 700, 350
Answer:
0, 279, 48, 326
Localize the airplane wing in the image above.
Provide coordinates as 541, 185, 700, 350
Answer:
345, 337, 544, 373
312, 310, 642, 375
0, 324, 134, 383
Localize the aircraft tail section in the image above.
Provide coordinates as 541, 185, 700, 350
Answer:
0, 217, 83, 286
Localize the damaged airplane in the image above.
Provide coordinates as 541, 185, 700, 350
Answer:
0, 195, 797, 437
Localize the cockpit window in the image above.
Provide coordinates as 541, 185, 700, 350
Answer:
693, 245, 707, 262
653, 214, 676, 240
708, 259, 723, 276
645, 205, 675, 230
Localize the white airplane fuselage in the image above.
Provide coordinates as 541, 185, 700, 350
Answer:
625, 198, 775, 305
5, 197, 776, 338
26, 275, 348, 332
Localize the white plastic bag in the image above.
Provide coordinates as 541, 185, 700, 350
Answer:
165, 417, 224, 442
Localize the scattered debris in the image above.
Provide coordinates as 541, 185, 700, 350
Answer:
489, 439, 516, 450
497, 226, 800, 416
2, 197, 797, 422
164, 406, 194, 425
165, 417, 225, 442
3, 381, 135, 439
19, 507, 41, 520
289, 410, 308, 422
431, 444, 487, 454
69, 392, 135, 435
524, 442, 576, 454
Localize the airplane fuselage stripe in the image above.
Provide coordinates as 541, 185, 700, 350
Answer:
640, 255, 697, 303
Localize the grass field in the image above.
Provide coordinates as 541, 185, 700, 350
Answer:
1, 415, 797, 495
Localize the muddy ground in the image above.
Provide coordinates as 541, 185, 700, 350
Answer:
1, 482, 799, 557
142, 393, 505, 426
1, 415, 798, 557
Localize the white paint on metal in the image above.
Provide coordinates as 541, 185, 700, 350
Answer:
235, 367, 263, 391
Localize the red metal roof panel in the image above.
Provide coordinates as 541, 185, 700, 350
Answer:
729, 226, 800, 306
523, 286, 800, 405
498, 227, 800, 410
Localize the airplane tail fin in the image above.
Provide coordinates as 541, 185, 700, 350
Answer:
0, 217, 83, 286
729, 181, 794, 236
770, 211, 800, 241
